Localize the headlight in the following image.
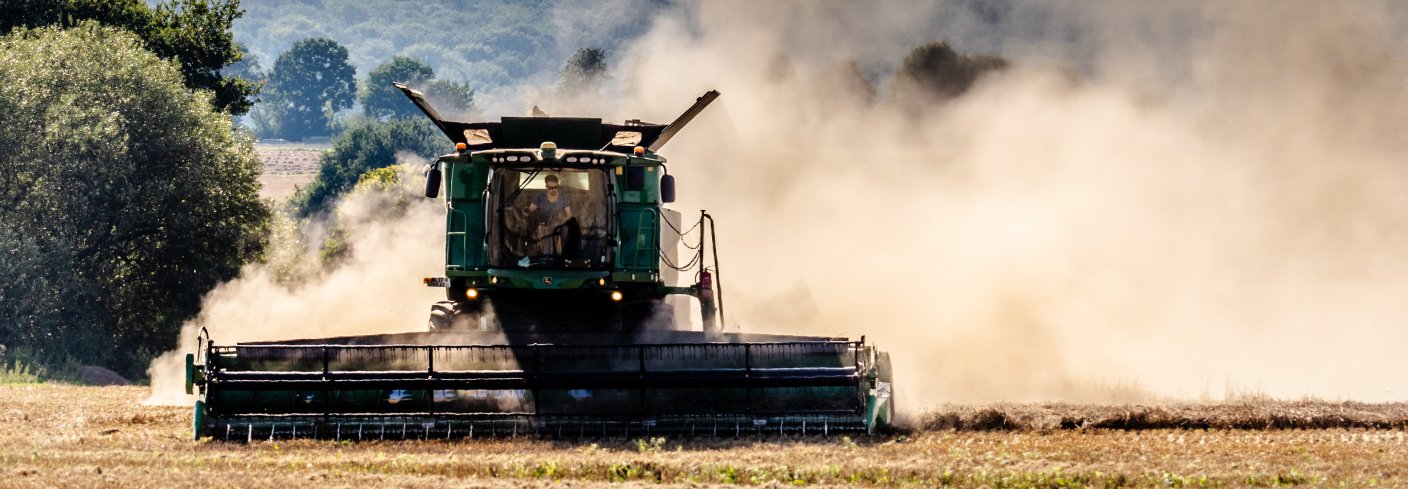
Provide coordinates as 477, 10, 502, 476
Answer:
466, 288, 479, 299
610, 291, 623, 302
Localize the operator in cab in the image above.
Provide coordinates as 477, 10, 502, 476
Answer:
526, 174, 576, 257
528, 174, 572, 225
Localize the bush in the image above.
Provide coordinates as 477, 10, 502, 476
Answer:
289, 117, 447, 216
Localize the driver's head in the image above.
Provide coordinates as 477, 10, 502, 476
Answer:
545, 174, 560, 194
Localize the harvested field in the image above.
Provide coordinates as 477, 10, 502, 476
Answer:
920, 402, 1408, 431
2, 385, 1406, 487
254, 145, 324, 201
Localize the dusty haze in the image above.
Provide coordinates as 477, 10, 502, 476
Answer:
611, 1, 1408, 404
152, 1, 1408, 407
147, 163, 444, 404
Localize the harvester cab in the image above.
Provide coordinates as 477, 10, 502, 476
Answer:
183, 87, 895, 441
409, 87, 723, 334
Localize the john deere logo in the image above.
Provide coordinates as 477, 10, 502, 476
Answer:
543, 277, 553, 286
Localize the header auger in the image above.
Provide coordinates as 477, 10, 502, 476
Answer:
185, 87, 894, 440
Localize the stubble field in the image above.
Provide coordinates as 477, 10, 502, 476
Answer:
1, 384, 1405, 488
255, 145, 323, 201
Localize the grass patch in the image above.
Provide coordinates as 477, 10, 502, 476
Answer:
0, 360, 39, 384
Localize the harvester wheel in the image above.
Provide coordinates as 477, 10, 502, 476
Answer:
429, 300, 487, 330
428, 301, 456, 330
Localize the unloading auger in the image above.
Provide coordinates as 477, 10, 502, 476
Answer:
185, 88, 894, 440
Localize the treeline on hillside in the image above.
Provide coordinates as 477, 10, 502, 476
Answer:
225, 0, 661, 142
230, 0, 662, 90
236, 43, 478, 142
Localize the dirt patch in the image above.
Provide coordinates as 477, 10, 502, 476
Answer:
258, 174, 316, 201
255, 146, 323, 201
257, 148, 324, 175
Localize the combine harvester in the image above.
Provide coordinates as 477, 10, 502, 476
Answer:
185, 88, 894, 440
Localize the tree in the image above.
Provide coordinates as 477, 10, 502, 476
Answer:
245, 89, 286, 139
223, 45, 264, 90
289, 117, 446, 217
891, 41, 1008, 108
0, 23, 269, 378
0, 0, 259, 115
422, 78, 476, 120
223, 45, 266, 128
359, 56, 477, 121
557, 47, 608, 98
266, 37, 356, 140
359, 56, 434, 120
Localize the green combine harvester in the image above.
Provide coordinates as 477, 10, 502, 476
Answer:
185, 88, 894, 440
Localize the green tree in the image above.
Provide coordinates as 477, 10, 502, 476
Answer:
557, 47, 608, 98
0, 23, 269, 378
245, 89, 286, 139
423, 78, 476, 119
359, 56, 435, 120
223, 45, 264, 91
0, 0, 259, 115
266, 37, 356, 140
224, 45, 265, 128
359, 56, 476, 121
289, 117, 445, 217
891, 41, 1008, 108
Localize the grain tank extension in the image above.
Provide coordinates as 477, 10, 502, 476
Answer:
184, 87, 894, 439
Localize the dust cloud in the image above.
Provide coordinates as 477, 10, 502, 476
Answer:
150, 1, 1408, 408
146, 161, 445, 405
609, 1, 1408, 404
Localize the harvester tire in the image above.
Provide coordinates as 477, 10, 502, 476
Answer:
428, 301, 456, 330
429, 300, 486, 330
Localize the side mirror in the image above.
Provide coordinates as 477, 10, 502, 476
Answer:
660, 174, 676, 203
424, 163, 442, 198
